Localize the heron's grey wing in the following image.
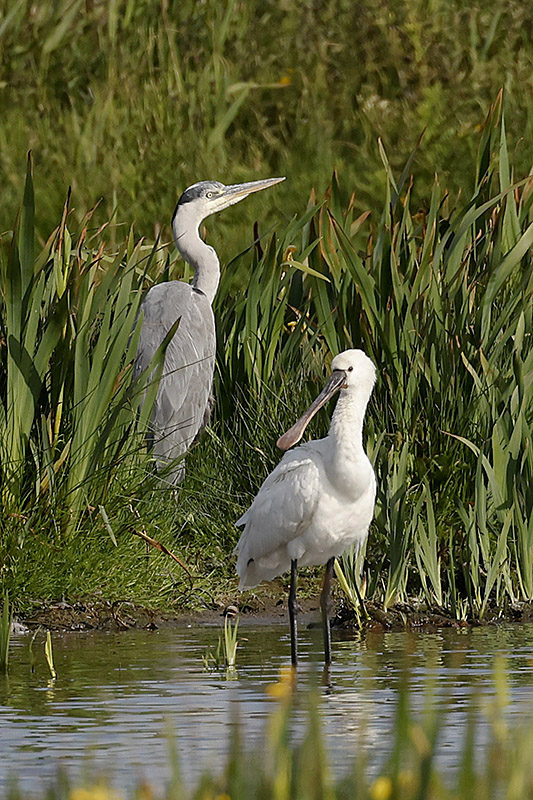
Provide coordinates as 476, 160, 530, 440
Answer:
234, 445, 322, 588
194, 391, 215, 444
133, 281, 193, 383
134, 281, 216, 481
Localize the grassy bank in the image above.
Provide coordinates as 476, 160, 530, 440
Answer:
1, 0, 533, 250
3, 660, 533, 799
0, 93, 531, 622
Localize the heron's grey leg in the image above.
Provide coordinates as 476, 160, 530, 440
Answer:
289, 559, 298, 666
321, 557, 335, 666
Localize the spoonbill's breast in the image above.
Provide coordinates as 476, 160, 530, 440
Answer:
234, 440, 376, 588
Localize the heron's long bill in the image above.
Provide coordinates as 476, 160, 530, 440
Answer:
220, 177, 285, 209
276, 369, 347, 451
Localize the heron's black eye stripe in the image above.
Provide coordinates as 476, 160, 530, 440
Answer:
347, 366, 354, 372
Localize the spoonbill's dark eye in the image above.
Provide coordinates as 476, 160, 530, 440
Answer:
347, 366, 354, 372
206, 191, 214, 198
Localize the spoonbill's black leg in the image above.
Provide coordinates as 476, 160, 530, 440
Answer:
321, 557, 335, 666
289, 559, 298, 666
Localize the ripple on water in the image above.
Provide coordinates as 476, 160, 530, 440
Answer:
0, 622, 532, 792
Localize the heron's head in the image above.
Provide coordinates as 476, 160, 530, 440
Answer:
276, 349, 376, 451
174, 177, 285, 224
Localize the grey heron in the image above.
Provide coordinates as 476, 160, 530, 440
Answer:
134, 177, 285, 485
234, 349, 376, 666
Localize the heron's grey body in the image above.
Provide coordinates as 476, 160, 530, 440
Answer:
133, 177, 284, 485
133, 281, 215, 484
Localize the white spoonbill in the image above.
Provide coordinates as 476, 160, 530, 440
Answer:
133, 177, 285, 485
234, 349, 376, 665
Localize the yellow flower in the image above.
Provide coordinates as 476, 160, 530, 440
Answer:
369, 776, 393, 800
410, 724, 431, 757
283, 245, 297, 261
279, 75, 291, 86
266, 665, 296, 699
398, 769, 417, 792
70, 788, 123, 800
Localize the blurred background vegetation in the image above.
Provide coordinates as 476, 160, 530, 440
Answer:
1, 0, 533, 248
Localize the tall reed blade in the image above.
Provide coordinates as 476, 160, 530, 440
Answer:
0, 591, 11, 672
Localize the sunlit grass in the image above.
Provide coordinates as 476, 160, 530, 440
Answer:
44, 630, 56, 680
224, 614, 239, 669
202, 614, 240, 673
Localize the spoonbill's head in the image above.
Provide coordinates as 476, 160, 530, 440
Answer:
173, 177, 285, 226
330, 349, 376, 392
277, 349, 376, 451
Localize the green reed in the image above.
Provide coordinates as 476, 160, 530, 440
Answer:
203, 615, 240, 673
0, 158, 196, 605
223, 614, 239, 669
0, 156, 161, 531
212, 94, 532, 618
0, 96, 531, 620
0, 590, 10, 672
44, 630, 56, 680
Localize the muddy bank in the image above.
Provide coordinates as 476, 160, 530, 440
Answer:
14, 595, 533, 633
332, 599, 533, 632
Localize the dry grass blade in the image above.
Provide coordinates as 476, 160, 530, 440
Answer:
131, 528, 192, 579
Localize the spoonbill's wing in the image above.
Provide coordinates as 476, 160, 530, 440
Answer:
234, 445, 322, 588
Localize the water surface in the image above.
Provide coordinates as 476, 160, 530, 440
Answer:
1, 620, 532, 792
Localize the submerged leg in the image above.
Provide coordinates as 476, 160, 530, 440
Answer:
321, 557, 335, 666
289, 559, 298, 666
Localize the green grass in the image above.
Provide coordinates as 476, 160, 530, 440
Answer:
0, 590, 10, 671
2, 0, 533, 253
0, 94, 531, 622
3, 659, 533, 799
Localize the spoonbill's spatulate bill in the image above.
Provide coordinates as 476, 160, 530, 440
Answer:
134, 177, 285, 486
234, 349, 377, 665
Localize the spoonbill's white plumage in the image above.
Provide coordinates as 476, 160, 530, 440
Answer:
234, 349, 377, 665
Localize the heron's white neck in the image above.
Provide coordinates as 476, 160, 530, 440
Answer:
172, 204, 220, 304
